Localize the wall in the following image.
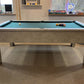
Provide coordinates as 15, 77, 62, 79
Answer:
21, 0, 50, 20
0, 0, 16, 24
0, 0, 84, 23
0, 15, 16, 23
21, 0, 84, 23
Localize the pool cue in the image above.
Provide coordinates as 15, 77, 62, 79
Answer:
16, 0, 19, 20
18, 0, 21, 20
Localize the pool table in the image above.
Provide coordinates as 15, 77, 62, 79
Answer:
0, 20, 84, 65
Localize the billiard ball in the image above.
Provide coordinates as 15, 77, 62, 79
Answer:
56, 23, 66, 26
56, 24, 59, 26
59, 24, 66, 26
63, 24, 66, 26
19, 23, 21, 25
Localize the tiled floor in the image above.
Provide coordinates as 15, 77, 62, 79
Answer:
0, 44, 84, 84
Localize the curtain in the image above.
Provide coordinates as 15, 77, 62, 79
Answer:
68, 0, 84, 11
51, 0, 84, 11
75, 0, 84, 11
0, 0, 1, 10
51, 0, 66, 10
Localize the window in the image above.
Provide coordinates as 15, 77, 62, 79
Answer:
0, 0, 13, 13
1, 0, 12, 4
51, 0, 84, 13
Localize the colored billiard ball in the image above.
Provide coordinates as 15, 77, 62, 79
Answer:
56, 24, 59, 26
63, 24, 66, 26
56, 23, 66, 26
59, 24, 66, 26
19, 23, 21, 25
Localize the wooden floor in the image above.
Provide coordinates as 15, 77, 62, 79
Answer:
0, 43, 84, 84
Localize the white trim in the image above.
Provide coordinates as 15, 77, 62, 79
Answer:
0, 20, 11, 26
75, 21, 84, 26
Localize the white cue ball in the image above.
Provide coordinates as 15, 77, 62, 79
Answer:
19, 23, 21, 25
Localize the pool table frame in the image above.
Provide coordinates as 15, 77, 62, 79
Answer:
0, 20, 84, 65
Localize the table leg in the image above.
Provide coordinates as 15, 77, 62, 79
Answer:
83, 56, 84, 66
71, 43, 75, 47
0, 49, 2, 64
10, 42, 15, 47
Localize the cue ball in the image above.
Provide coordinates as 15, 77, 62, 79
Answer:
19, 23, 21, 25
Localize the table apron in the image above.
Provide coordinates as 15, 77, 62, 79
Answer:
0, 31, 84, 43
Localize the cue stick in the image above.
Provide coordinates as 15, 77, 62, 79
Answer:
16, 0, 19, 20
18, 0, 21, 20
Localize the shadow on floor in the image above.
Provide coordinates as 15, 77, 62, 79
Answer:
1, 45, 84, 78
1, 63, 83, 78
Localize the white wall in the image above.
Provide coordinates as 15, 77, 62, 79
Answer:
0, 0, 84, 23
21, 0, 84, 23
21, 0, 50, 21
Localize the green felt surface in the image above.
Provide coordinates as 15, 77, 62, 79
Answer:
2, 22, 84, 28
